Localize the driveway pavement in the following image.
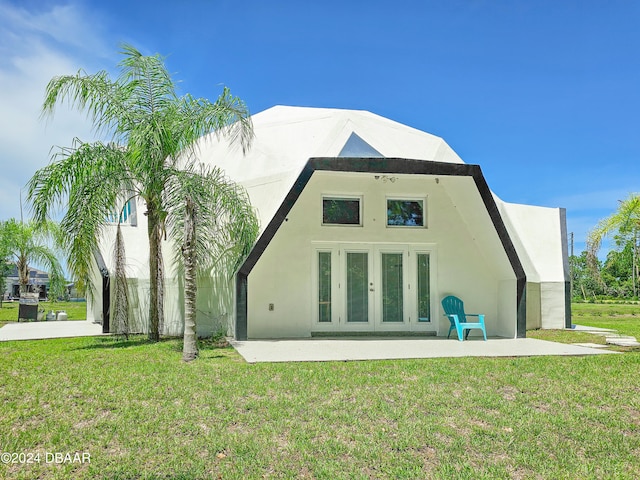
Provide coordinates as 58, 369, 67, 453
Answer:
0, 320, 106, 341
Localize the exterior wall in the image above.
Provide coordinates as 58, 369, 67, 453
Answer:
192, 273, 236, 337
86, 256, 104, 325
497, 279, 518, 338
540, 282, 568, 329
500, 202, 569, 329
526, 281, 567, 330
91, 197, 222, 337
526, 282, 542, 330
247, 171, 517, 339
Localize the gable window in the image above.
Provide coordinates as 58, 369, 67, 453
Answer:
386, 199, 425, 227
107, 199, 137, 226
322, 196, 362, 226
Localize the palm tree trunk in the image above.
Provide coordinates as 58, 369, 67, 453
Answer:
16, 254, 29, 297
147, 202, 162, 342
113, 224, 130, 338
182, 196, 198, 361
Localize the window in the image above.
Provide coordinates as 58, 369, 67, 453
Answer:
346, 252, 368, 322
317, 252, 332, 323
107, 199, 137, 226
416, 253, 431, 322
386, 199, 425, 227
322, 197, 361, 226
381, 252, 403, 323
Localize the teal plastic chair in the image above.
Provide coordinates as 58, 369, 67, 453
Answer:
441, 295, 487, 341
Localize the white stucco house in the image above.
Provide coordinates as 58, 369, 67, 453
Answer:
87, 105, 571, 340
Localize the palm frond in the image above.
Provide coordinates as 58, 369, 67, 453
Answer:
33, 44, 254, 342
165, 164, 258, 277
41, 70, 132, 140
587, 193, 640, 282
27, 141, 133, 296
118, 44, 176, 116
178, 88, 253, 157
588, 194, 640, 256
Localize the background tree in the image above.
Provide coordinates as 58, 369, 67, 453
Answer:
601, 237, 637, 298
0, 228, 11, 306
587, 194, 640, 299
28, 44, 253, 341
570, 251, 606, 300
166, 163, 258, 362
0, 219, 65, 302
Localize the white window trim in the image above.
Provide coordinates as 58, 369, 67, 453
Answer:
310, 242, 438, 333
385, 196, 427, 229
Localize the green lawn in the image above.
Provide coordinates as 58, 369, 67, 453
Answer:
571, 302, 640, 339
527, 302, 640, 349
0, 301, 86, 327
0, 307, 639, 479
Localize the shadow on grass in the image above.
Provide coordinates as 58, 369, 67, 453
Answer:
77, 335, 235, 353
168, 335, 232, 352
198, 338, 232, 350
170, 338, 237, 362
610, 345, 640, 353
73, 335, 174, 350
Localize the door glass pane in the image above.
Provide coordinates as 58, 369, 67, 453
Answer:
318, 252, 331, 322
382, 253, 403, 322
417, 253, 430, 322
346, 252, 368, 323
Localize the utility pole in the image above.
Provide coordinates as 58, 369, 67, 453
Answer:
634, 230, 638, 299
570, 232, 574, 258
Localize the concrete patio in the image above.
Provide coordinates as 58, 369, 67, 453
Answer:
230, 336, 618, 363
0, 321, 624, 363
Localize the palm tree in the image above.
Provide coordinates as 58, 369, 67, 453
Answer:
166, 163, 258, 361
0, 219, 65, 301
587, 194, 640, 297
28, 44, 253, 341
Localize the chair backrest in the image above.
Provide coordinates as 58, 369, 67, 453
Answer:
441, 295, 466, 322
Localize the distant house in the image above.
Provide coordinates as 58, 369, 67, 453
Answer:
4, 265, 50, 300
87, 106, 570, 339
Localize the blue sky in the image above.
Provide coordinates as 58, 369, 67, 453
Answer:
0, 0, 638, 256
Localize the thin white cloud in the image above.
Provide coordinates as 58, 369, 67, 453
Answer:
561, 190, 636, 256
0, 1, 116, 221
0, 2, 111, 61
547, 187, 640, 214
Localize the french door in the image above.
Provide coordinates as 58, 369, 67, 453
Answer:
313, 243, 436, 333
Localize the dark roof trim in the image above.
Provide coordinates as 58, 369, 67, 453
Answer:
560, 208, 572, 329
93, 249, 109, 277
93, 250, 110, 334
239, 162, 314, 275
236, 157, 527, 339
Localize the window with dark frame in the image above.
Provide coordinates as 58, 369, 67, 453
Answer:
322, 197, 361, 225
